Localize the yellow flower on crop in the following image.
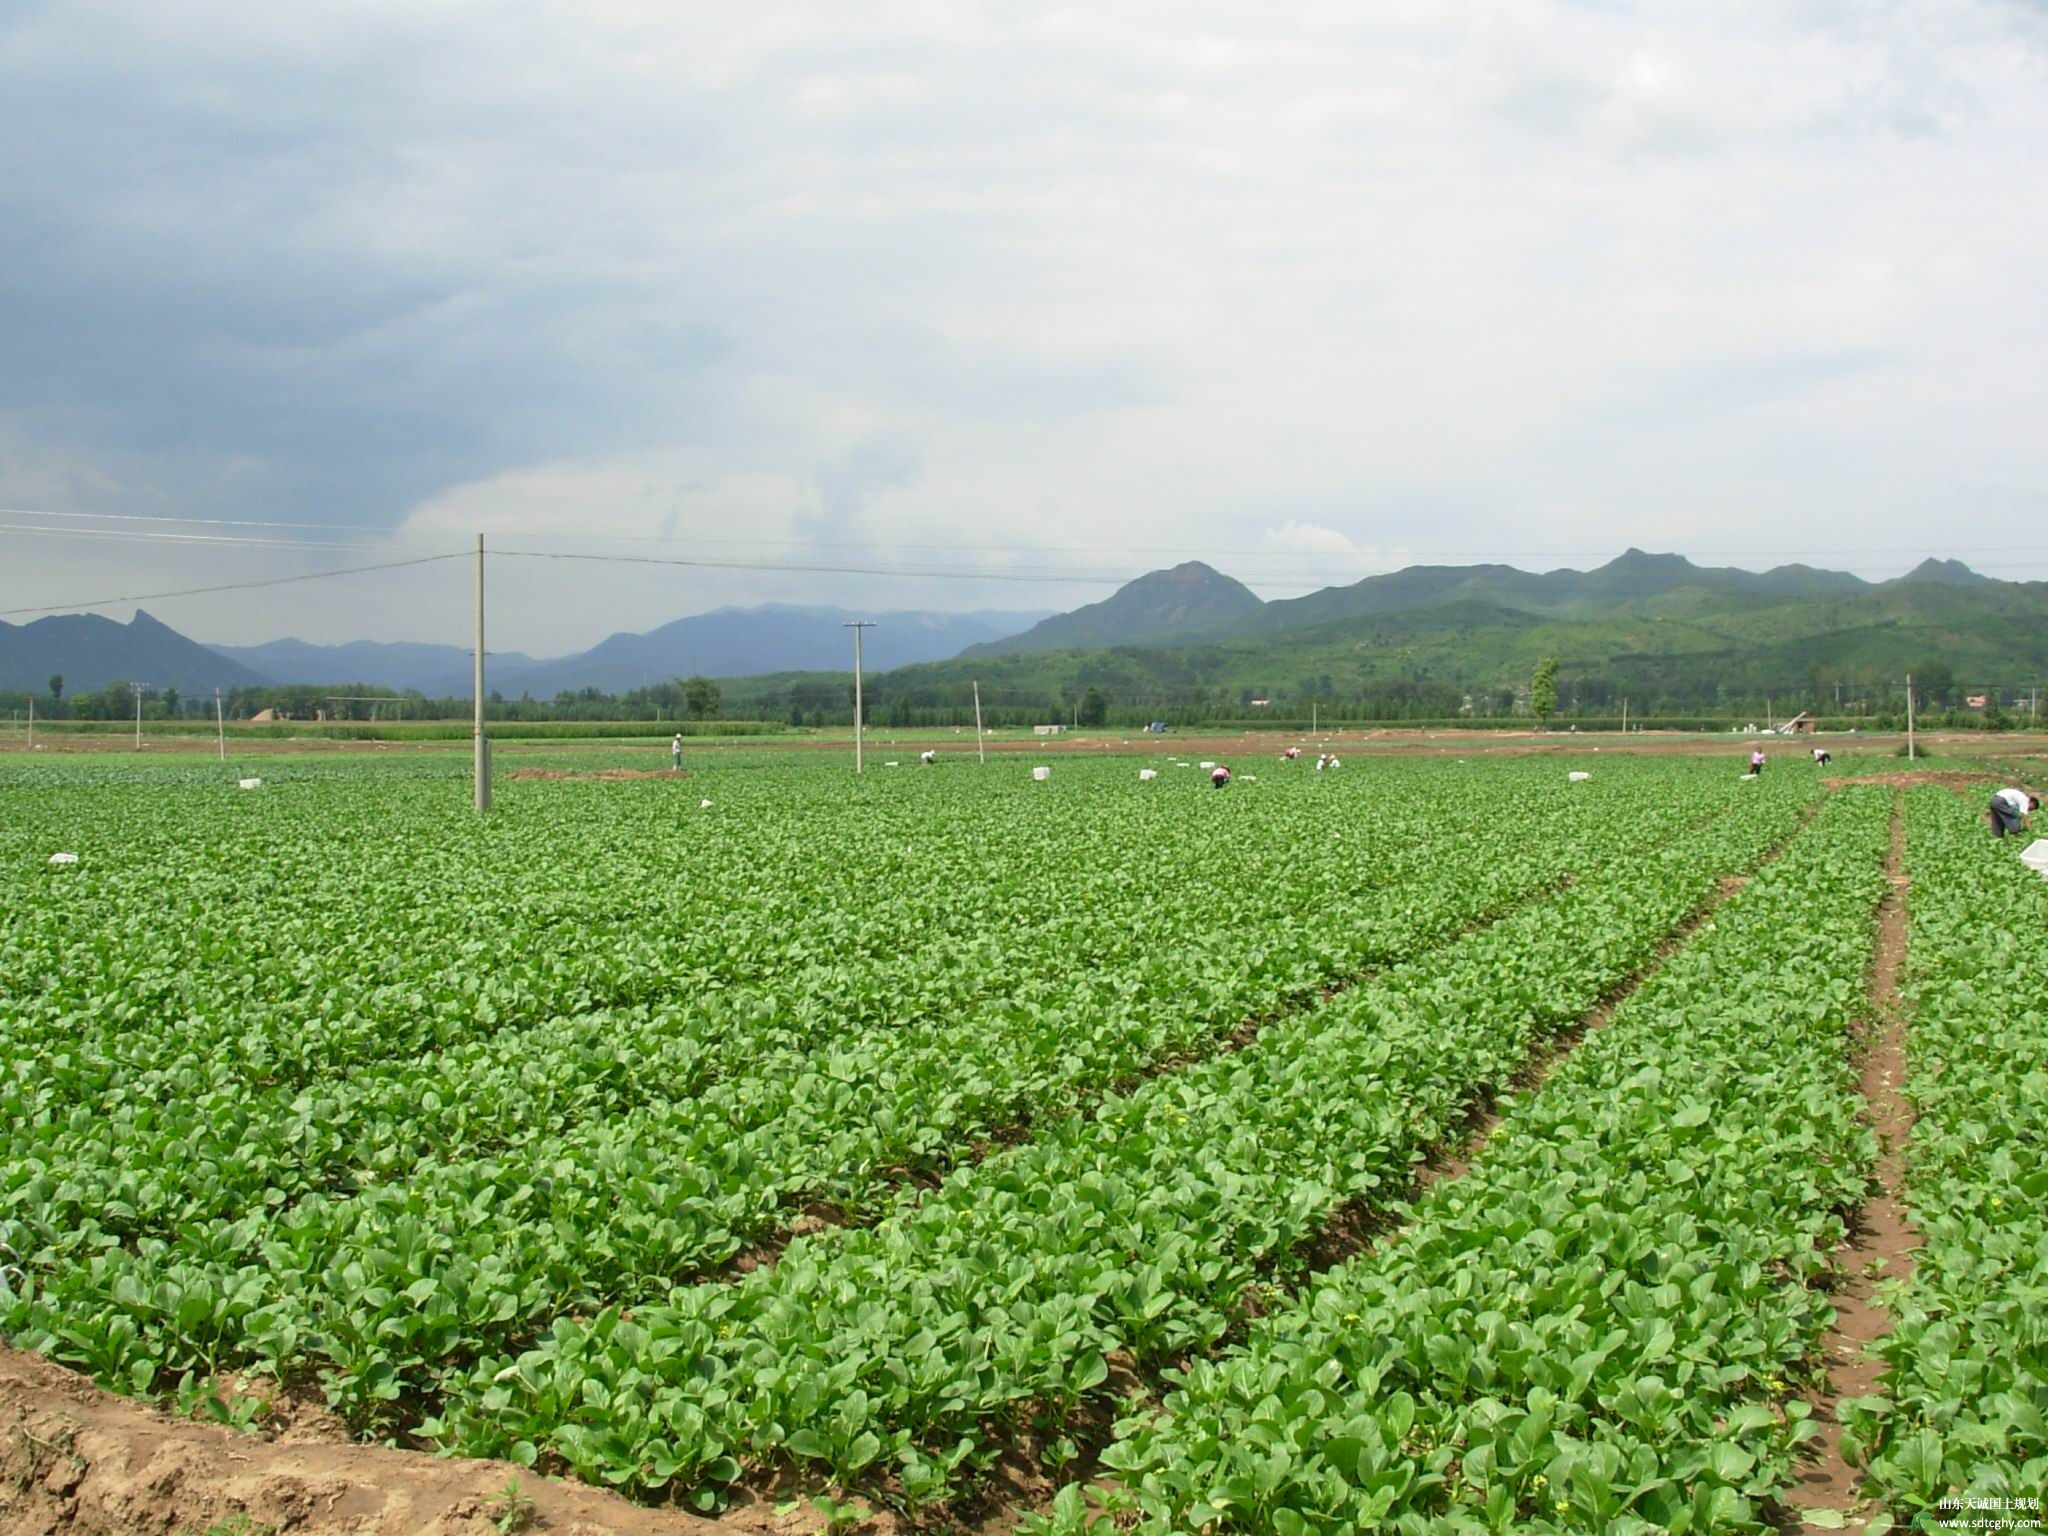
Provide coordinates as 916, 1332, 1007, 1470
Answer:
1555, 1500, 1570, 1515
1342, 1313, 1360, 1324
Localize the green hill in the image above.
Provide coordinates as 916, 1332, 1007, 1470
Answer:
964, 560, 1261, 656
843, 552, 2048, 723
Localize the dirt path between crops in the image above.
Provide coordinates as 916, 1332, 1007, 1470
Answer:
985, 802, 1823, 1535
0, 1343, 870, 1536
1822, 769, 2000, 793
1775, 800, 1918, 1533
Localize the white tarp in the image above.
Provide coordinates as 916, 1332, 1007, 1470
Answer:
238, 778, 262, 790
1138, 769, 1157, 780
47, 852, 78, 865
1568, 771, 1592, 782
1033, 766, 1051, 781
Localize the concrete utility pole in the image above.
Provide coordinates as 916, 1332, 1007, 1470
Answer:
843, 621, 875, 774
474, 534, 491, 813
972, 680, 985, 765
25, 694, 32, 752
1906, 673, 1916, 762
132, 683, 148, 750
215, 688, 225, 761
1621, 697, 1628, 734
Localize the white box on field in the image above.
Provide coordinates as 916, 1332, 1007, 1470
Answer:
48, 852, 78, 865
1033, 766, 1051, 781
2020, 840, 2048, 879
1568, 771, 1592, 782
238, 778, 262, 790
1199, 760, 1216, 769
1138, 769, 1157, 780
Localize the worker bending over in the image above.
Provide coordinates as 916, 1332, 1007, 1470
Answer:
1988, 786, 2039, 840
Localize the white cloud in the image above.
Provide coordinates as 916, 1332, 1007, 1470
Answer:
4, 0, 2048, 647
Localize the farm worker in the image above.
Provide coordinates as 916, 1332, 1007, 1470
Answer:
671, 733, 683, 771
1283, 746, 1300, 760
1315, 753, 1328, 772
1327, 756, 1341, 770
1988, 786, 2039, 839
1211, 764, 1232, 789
1811, 746, 1832, 767
1747, 749, 1765, 777
920, 750, 936, 765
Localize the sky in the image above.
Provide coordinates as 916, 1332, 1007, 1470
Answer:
2, 0, 2046, 657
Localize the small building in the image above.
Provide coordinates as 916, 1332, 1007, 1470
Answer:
1776, 712, 1815, 734
250, 708, 280, 723
1033, 724, 1065, 736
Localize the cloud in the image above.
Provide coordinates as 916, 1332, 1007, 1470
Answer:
4, 0, 2048, 647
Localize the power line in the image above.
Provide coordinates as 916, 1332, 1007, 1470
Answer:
0, 521, 387, 553
0, 551, 468, 619
10, 505, 2048, 567
488, 547, 1309, 587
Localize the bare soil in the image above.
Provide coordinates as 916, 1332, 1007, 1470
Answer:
1822, 770, 2002, 793
1776, 806, 1919, 1531
11, 728, 2048, 761
0, 1345, 872, 1535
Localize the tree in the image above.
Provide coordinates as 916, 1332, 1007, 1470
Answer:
1913, 661, 1955, 712
1531, 658, 1559, 727
162, 686, 180, 716
47, 674, 62, 702
1077, 685, 1108, 727
683, 675, 722, 721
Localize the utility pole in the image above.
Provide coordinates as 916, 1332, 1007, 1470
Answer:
1312, 700, 1317, 735
1906, 673, 1915, 762
1621, 697, 1627, 734
972, 680, 985, 765
25, 693, 32, 752
215, 688, 225, 761
133, 683, 147, 750
474, 533, 490, 813
843, 621, 875, 773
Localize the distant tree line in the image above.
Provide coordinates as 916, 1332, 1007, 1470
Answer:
3, 656, 2041, 730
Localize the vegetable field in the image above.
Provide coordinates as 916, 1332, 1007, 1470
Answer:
0, 749, 2038, 1533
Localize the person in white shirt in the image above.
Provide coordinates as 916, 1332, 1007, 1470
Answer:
1988, 786, 2038, 840
1811, 746, 1831, 767
671, 733, 684, 772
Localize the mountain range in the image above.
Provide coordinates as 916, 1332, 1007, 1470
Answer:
5, 551, 2045, 711
866, 550, 2048, 713
0, 604, 1048, 698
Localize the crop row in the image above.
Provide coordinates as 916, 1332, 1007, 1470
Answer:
1838, 790, 2048, 1521
386, 783, 1818, 1504
1063, 786, 1892, 1534
0, 773, 1770, 1444
1, 767, 1671, 1290
6, 769, 1395, 1098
